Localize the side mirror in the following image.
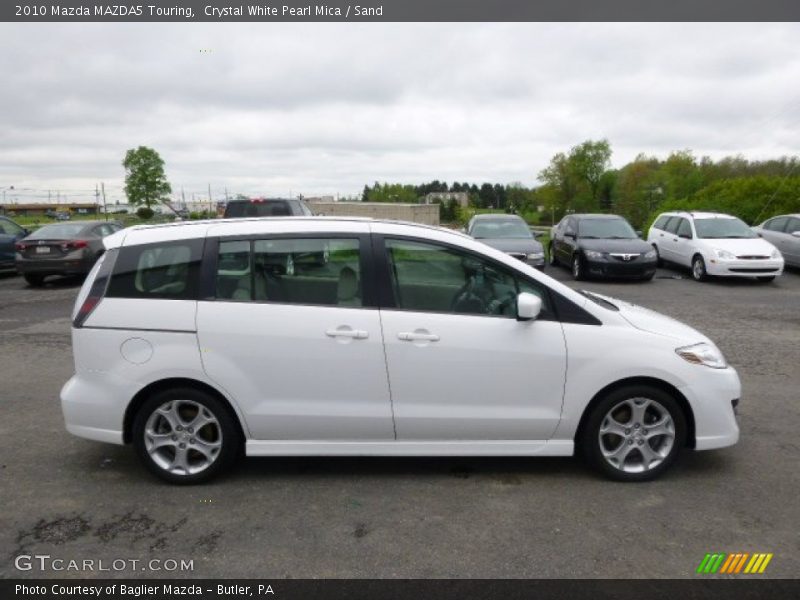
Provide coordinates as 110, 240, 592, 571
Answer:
792, 231, 800, 238
531, 230, 541, 239
516, 292, 542, 321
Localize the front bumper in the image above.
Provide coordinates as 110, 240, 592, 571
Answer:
507, 252, 546, 270
584, 257, 657, 279
679, 365, 741, 451
705, 257, 783, 278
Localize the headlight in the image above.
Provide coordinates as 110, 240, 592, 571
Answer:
644, 249, 657, 259
584, 250, 604, 260
771, 248, 781, 259
527, 252, 544, 260
713, 248, 736, 260
676, 342, 727, 369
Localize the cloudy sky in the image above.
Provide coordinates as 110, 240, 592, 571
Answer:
1, 22, 799, 204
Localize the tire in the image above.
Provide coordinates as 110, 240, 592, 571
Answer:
691, 254, 708, 282
572, 254, 585, 281
757, 276, 775, 283
652, 244, 663, 268
548, 243, 559, 267
132, 387, 242, 484
581, 385, 687, 482
642, 272, 656, 282
24, 273, 45, 287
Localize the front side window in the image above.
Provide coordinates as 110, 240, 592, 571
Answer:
107, 240, 203, 299
385, 238, 550, 319
765, 216, 788, 232
215, 237, 362, 307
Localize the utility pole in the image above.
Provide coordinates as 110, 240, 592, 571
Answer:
101, 183, 108, 221
95, 184, 100, 217
208, 183, 213, 215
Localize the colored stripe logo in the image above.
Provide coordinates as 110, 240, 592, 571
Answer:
696, 552, 773, 574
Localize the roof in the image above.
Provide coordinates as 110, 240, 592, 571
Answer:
661, 211, 736, 220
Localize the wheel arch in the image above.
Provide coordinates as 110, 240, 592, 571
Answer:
574, 376, 696, 450
123, 377, 247, 445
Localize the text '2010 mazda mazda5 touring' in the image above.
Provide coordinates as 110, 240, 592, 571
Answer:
61, 217, 740, 484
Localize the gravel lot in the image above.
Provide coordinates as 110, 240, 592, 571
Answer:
1, 264, 798, 579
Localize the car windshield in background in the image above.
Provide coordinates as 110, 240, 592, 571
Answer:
225, 201, 292, 218
471, 220, 532, 239
578, 218, 637, 239
26, 223, 86, 239
694, 218, 758, 239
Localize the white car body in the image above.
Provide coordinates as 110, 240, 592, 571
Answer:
61, 217, 740, 479
647, 211, 784, 279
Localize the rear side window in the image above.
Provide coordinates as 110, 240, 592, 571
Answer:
676, 219, 692, 238
107, 239, 203, 300
663, 217, 680, 234
215, 237, 362, 307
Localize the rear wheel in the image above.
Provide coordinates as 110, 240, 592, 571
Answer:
132, 387, 242, 484
691, 255, 708, 282
582, 385, 687, 482
24, 274, 45, 287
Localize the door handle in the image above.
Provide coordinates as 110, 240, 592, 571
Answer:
398, 332, 440, 342
326, 327, 368, 339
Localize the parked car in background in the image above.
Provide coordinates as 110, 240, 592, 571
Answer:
15, 220, 123, 286
752, 213, 800, 268
0, 216, 30, 272
466, 214, 545, 270
223, 197, 312, 218
62, 217, 740, 484
549, 214, 657, 280
648, 212, 783, 282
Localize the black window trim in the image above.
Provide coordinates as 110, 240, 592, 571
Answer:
200, 231, 378, 310
372, 233, 600, 325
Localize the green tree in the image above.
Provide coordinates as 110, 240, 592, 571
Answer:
122, 146, 172, 209
569, 139, 612, 208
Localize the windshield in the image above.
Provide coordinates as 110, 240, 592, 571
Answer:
578, 218, 637, 239
694, 217, 757, 239
224, 201, 292, 218
27, 223, 86, 239
471, 219, 532, 239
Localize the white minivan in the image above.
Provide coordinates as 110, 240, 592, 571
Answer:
62, 217, 741, 484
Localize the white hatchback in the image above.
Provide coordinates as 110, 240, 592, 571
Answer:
647, 211, 784, 282
62, 217, 741, 483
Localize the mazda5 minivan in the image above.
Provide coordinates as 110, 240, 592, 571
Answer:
62, 217, 740, 483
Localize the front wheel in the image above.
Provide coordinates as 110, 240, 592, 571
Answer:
691, 255, 708, 282
582, 386, 687, 482
572, 254, 585, 281
132, 388, 241, 484
549, 243, 559, 266
652, 244, 663, 268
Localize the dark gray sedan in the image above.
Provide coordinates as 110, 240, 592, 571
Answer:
753, 213, 800, 268
15, 220, 123, 286
466, 214, 545, 270
0, 216, 30, 272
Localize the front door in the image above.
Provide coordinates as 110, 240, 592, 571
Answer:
197, 232, 394, 440
376, 237, 567, 440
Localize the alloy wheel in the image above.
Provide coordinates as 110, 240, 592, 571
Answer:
143, 400, 223, 476
598, 397, 675, 474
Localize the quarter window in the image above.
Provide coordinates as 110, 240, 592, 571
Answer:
384, 239, 551, 319
787, 217, 800, 234
107, 240, 203, 299
215, 237, 362, 307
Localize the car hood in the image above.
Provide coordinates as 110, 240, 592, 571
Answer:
578, 238, 652, 253
587, 291, 709, 343
698, 237, 777, 255
476, 238, 543, 254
